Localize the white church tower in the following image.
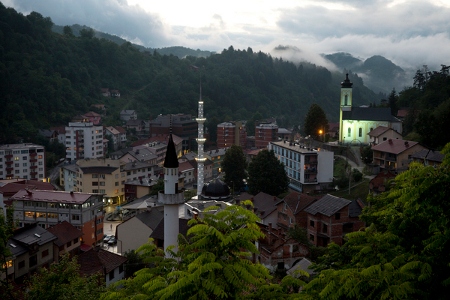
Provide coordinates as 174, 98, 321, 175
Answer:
158, 133, 184, 257
339, 73, 353, 143
195, 85, 207, 196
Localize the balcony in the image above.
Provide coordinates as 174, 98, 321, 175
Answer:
30, 158, 37, 163
31, 171, 38, 176
5, 154, 12, 159
30, 165, 37, 169
30, 152, 37, 157
6, 167, 13, 172
5, 160, 13, 165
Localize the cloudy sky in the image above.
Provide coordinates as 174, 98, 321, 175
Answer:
4, 0, 450, 70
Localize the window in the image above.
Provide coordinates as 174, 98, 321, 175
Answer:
335, 213, 341, 220
100, 182, 105, 186
42, 249, 49, 258
72, 214, 80, 221
310, 220, 315, 227
115, 182, 119, 186
347, 128, 351, 137
359, 128, 362, 137
73, 238, 79, 244
18, 260, 25, 269
323, 224, 328, 233
344, 94, 348, 105
109, 271, 115, 281
29, 255, 37, 267
67, 241, 72, 247
92, 182, 98, 186
309, 234, 314, 241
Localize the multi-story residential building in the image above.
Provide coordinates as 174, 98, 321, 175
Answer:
105, 126, 123, 151
216, 121, 247, 149
65, 122, 104, 162
132, 134, 184, 158
122, 160, 161, 182
304, 194, 365, 247
0, 143, 46, 180
148, 114, 198, 151
4, 224, 56, 283
204, 148, 227, 177
73, 158, 126, 205
255, 122, 278, 149
269, 141, 334, 193
372, 139, 426, 172
10, 190, 104, 247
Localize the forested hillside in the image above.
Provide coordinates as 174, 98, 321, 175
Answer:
0, 4, 379, 144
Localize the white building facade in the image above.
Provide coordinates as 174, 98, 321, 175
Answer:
269, 141, 334, 193
65, 122, 104, 162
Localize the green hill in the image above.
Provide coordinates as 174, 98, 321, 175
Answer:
0, 4, 379, 144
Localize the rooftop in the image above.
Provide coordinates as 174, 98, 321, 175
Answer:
10, 189, 99, 204
372, 139, 421, 154
304, 194, 351, 217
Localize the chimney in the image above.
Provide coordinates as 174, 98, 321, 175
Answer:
388, 139, 393, 144
404, 141, 409, 147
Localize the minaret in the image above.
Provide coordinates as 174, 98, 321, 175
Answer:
339, 73, 353, 143
159, 133, 185, 257
195, 84, 207, 196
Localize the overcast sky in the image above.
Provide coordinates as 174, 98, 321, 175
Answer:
4, 0, 450, 70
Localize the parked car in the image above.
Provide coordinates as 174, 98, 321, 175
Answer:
103, 235, 113, 243
108, 236, 117, 245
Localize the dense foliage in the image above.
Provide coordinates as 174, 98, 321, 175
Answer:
221, 145, 248, 192
0, 4, 378, 145
103, 202, 306, 299
26, 254, 105, 300
247, 149, 289, 196
397, 65, 450, 149
303, 103, 329, 138
300, 142, 450, 299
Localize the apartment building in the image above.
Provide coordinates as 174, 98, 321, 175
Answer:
65, 122, 104, 162
255, 123, 278, 149
268, 141, 334, 193
10, 190, 104, 246
0, 143, 45, 180
148, 114, 198, 151
216, 121, 247, 149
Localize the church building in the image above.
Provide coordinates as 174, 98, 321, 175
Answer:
339, 74, 402, 144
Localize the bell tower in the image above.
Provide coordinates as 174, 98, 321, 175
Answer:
339, 74, 353, 143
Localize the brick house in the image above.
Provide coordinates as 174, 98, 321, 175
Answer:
304, 194, 365, 247
369, 171, 396, 195
276, 191, 320, 230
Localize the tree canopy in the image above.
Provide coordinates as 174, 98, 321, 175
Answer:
300, 142, 450, 299
247, 149, 289, 196
304, 103, 329, 138
221, 145, 247, 192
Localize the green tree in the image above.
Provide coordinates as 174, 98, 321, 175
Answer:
247, 149, 289, 196
222, 145, 247, 192
302, 143, 450, 299
103, 202, 277, 300
150, 179, 164, 196
304, 104, 328, 138
0, 207, 15, 300
26, 254, 104, 300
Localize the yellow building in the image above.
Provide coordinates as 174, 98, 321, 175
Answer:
75, 158, 126, 205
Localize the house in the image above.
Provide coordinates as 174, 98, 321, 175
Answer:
119, 147, 159, 166
77, 248, 127, 286
258, 222, 310, 269
368, 126, 402, 146
10, 190, 104, 246
38, 129, 59, 142
0, 143, 46, 180
120, 110, 137, 122
339, 74, 402, 144
238, 192, 281, 227
150, 218, 190, 248
411, 149, 444, 167
124, 178, 160, 202
116, 208, 164, 254
204, 148, 227, 177
105, 126, 122, 150
369, 171, 396, 195
268, 141, 334, 193
181, 153, 214, 185
125, 119, 146, 133
276, 191, 320, 230
82, 111, 102, 125
148, 114, 198, 151
371, 139, 427, 172
4, 223, 57, 283
304, 194, 365, 247
179, 160, 195, 186
100, 88, 111, 97
110, 89, 121, 98
132, 134, 183, 158
277, 128, 292, 141
47, 221, 83, 261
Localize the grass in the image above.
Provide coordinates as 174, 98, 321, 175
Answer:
330, 178, 369, 201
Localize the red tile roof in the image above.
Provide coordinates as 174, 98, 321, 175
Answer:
47, 221, 83, 247
10, 190, 96, 204
367, 126, 390, 137
372, 139, 420, 154
0, 180, 55, 196
282, 191, 320, 214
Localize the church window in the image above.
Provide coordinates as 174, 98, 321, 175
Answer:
344, 95, 348, 105
359, 128, 362, 137
348, 128, 351, 137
